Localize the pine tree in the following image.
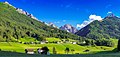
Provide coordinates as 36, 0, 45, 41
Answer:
53, 47, 57, 54
117, 39, 120, 51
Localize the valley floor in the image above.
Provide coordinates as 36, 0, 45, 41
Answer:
0, 42, 116, 54
0, 41, 119, 57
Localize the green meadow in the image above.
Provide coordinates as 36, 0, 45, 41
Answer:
0, 38, 119, 57
0, 42, 117, 54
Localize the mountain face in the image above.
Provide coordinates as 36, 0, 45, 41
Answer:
76, 16, 120, 39
0, 2, 81, 42
4, 1, 38, 20
60, 24, 78, 34
47, 22, 58, 28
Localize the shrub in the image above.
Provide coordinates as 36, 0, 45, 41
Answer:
41, 46, 49, 55
65, 47, 70, 54
83, 49, 90, 52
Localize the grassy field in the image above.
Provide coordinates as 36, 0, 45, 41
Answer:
46, 37, 61, 42
0, 38, 118, 54
0, 38, 118, 57
0, 42, 116, 54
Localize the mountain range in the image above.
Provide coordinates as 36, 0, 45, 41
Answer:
43, 22, 78, 34
1, 1, 120, 43
76, 15, 120, 39
60, 24, 78, 34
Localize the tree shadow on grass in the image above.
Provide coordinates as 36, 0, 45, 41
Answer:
94, 48, 118, 55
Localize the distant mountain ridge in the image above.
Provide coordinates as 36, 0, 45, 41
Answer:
4, 1, 38, 20
47, 22, 58, 28
60, 24, 78, 34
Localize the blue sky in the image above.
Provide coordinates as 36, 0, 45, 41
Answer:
1, 0, 120, 28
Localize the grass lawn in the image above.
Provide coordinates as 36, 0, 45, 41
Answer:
46, 37, 61, 42
0, 42, 116, 54
0, 39, 119, 57
0, 38, 118, 57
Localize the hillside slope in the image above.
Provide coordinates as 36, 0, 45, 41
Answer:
76, 16, 120, 39
0, 2, 81, 42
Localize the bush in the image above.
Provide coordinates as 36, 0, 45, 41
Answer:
75, 53, 79, 54
41, 46, 49, 55
83, 49, 90, 52
65, 47, 70, 54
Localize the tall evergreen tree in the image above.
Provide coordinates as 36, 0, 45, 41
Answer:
117, 39, 120, 51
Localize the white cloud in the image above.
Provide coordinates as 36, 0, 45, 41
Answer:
54, 21, 60, 24
89, 15, 103, 21
63, 20, 66, 22
117, 16, 120, 18
77, 15, 103, 29
107, 12, 112, 14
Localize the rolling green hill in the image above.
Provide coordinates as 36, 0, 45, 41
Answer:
0, 2, 81, 42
